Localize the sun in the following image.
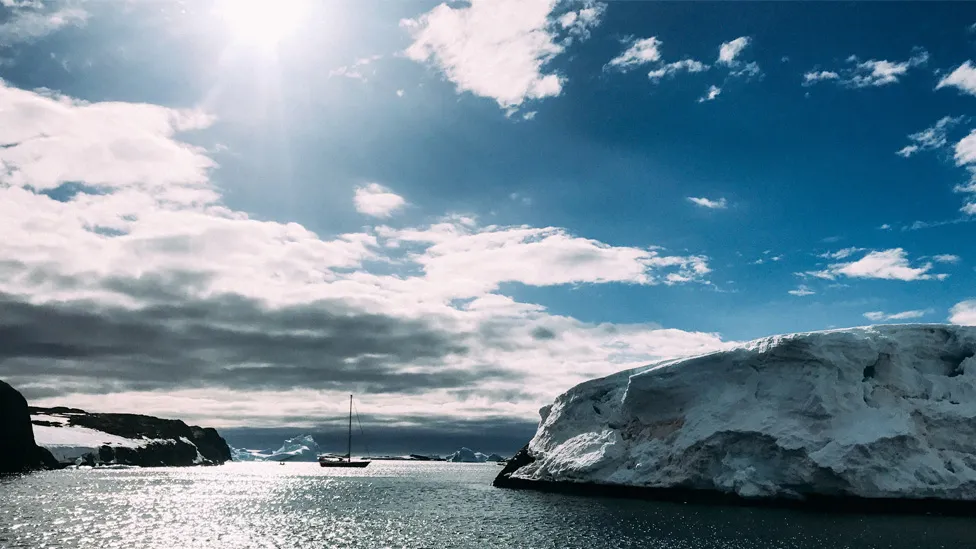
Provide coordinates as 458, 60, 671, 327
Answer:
216, 0, 308, 47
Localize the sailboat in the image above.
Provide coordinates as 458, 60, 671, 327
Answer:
318, 395, 371, 468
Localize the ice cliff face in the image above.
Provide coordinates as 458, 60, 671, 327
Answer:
498, 325, 976, 502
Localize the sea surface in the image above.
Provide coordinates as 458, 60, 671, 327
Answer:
1, 461, 972, 549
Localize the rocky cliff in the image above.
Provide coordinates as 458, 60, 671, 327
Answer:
495, 325, 976, 513
30, 407, 232, 467
0, 380, 58, 473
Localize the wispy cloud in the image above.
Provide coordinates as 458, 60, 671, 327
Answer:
647, 59, 709, 81
402, 0, 604, 111
804, 49, 929, 88
687, 196, 727, 209
932, 254, 961, 264
936, 61, 976, 96
697, 85, 721, 102
806, 248, 947, 282
896, 116, 964, 158
328, 55, 382, 81
0, 1, 87, 48
606, 36, 662, 72
354, 183, 406, 218
863, 309, 931, 322
788, 285, 815, 296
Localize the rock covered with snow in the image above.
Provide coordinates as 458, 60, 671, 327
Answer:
497, 325, 976, 503
30, 407, 231, 467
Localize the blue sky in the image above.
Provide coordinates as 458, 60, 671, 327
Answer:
1, 0, 976, 438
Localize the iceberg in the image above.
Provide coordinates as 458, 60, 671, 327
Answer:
231, 435, 323, 462
446, 447, 489, 463
496, 325, 976, 508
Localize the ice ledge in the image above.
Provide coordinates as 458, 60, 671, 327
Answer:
496, 324, 976, 513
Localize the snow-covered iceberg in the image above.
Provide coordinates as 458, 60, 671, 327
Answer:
230, 435, 322, 462
496, 325, 976, 506
446, 447, 489, 463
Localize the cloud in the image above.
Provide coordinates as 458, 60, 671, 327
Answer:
717, 36, 751, 65
687, 196, 727, 209
0, 2, 87, 48
896, 116, 964, 158
955, 129, 976, 166
803, 70, 839, 84
698, 85, 722, 102
328, 55, 382, 81
863, 309, 931, 322
788, 285, 814, 297
606, 36, 662, 71
647, 59, 709, 81
804, 50, 929, 88
937, 61, 976, 96
932, 254, 961, 264
818, 247, 865, 260
879, 224, 892, 230
402, 0, 604, 110
354, 183, 406, 218
0, 80, 733, 429
810, 248, 947, 281
950, 300, 976, 326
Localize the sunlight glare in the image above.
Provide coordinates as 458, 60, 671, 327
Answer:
217, 0, 308, 47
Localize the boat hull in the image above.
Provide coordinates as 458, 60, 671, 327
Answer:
318, 461, 371, 468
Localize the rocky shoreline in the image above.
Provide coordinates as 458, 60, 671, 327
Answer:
1, 379, 231, 472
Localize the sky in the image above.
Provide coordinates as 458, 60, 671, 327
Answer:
1, 0, 976, 454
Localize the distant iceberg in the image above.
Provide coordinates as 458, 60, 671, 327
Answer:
231, 434, 322, 462
446, 447, 489, 463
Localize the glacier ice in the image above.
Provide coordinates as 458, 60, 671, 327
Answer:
231, 435, 323, 462
446, 447, 489, 462
501, 325, 976, 502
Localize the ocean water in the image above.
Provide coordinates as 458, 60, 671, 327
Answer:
0, 462, 972, 549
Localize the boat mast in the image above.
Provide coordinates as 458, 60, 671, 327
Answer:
347, 394, 353, 463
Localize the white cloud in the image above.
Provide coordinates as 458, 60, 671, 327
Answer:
863, 309, 930, 322
354, 183, 406, 218
402, 0, 603, 110
718, 36, 751, 65
950, 300, 976, 325
955, 129, 976, 166
687, 196, 727, 209
878, 223, 892, 230
0, 80, 732, 429
818, 247, 865, 260
328, 55, 382, 81
647, 59, 709, 81
803, 71, 839, 84
396, 89, 405, 97
937, 61, 976, 96
788, 285, 814, 296
0, 3, 87, 47
697, 85, 721, 102
805, 50, 928, 88
932, 254, 961, 264
606, 37, 662, 72
896, 116, 964, 158
816, 248, 947, 281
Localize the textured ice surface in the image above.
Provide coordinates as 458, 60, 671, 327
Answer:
513, 325, 976, 500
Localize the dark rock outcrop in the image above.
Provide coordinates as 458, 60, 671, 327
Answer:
0, 380, 55, 473
30, 407, 232, 467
